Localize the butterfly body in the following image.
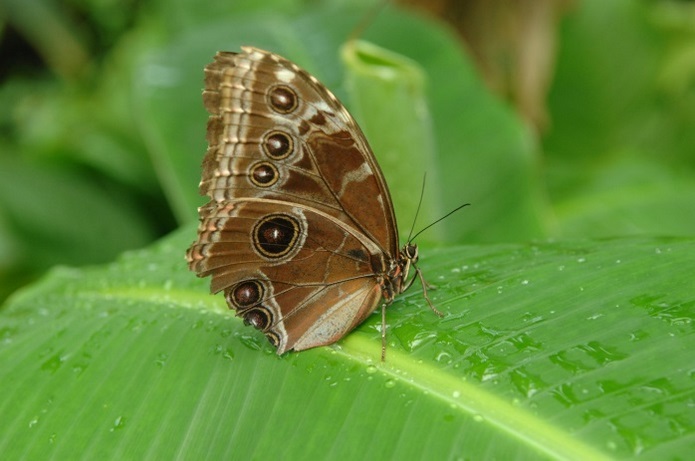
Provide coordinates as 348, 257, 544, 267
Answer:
186, 47, 423, 354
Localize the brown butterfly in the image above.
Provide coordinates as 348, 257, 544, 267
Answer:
186, 46, 442, 359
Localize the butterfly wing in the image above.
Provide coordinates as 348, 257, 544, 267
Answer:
188, 47, 405, 353
201, 47, 399, 256
187, 198, 384, 353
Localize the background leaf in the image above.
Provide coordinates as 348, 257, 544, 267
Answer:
543, 0, 695, 237
1, 229, 693, 459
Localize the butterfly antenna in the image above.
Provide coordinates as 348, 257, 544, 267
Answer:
406, 173, 428, 243
410, 203, 471, 243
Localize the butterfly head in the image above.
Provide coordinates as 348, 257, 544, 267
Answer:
395, 242, 419, 294
402, 242, 419, 265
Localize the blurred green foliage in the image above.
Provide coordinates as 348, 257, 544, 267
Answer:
1, 0, 694, 303
545, 0, 695, 237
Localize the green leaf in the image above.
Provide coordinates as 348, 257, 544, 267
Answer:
544, 0, 695, 237
1, 229, 693, 459
0, 154, 155, 271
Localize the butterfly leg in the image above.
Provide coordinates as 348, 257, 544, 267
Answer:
414, 265, 444, 318
381, 303, 387, 362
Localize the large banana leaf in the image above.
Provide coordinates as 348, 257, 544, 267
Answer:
1, 230, 692, 459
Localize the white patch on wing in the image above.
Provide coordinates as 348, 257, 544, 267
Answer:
212, 189, 227, 202
248, 50, 265, 61
275, 68, 295, 83
314, 100, 332, 113
339, 161, 371, 196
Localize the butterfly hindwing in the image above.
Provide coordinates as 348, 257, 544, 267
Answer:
187, 198, 384, 352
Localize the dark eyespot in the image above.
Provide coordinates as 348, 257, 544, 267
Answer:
228, 280, 264, 309
252, 214, 300, 259
266, 330, 280, 347
268, 85, 297, 113
250, 162, 278, 187
263, 131, 293, 159
243, 308, 272, 331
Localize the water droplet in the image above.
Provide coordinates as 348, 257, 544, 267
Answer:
521, 279, 529, 285
365, 365, 377, 374
472, 414, 484, 422
385, 379, 396, 389
629, 330, 648, 342
40, 354, 65, 374
405, 331, 437, 351
110, 416, 126, 432
155, 353, 169, 368
238, 334, 264, 351
577, 257, 586, 263
452, 390, 460, 398
221, 347, 235, 361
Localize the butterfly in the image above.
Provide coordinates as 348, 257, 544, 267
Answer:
186, 46, 442, 359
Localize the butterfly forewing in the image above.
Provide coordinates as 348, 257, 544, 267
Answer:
201, 47, 399, 255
